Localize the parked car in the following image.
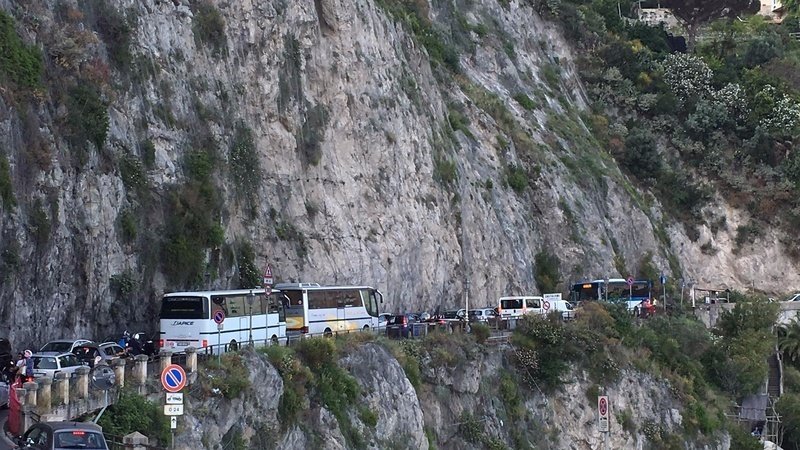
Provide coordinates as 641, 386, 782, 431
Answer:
39, 340, 92, 354
786, 293, 800, 302
468, 308, 497, 323
30, 353, 86, 379
0, 379, 8, 409
71, 342, 126, 368
386, 314, 426, 338
0, 337, 12, 382
377, 313, 393, 328
17, 421, 109, 450
443, 309, 466, 321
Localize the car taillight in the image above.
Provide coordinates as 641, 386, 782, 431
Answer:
202, 339, 208, 348
159, 339, 164, 348
402, 316, 408, 325
301, 326, 309, 334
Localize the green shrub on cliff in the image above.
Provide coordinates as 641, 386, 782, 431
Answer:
98, 389, 170, 445
0, 11, 42, 89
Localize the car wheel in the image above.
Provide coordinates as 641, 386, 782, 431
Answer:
271, 335, 279, 346
324, 328, 333, 338
227, 340, 239, 352
362, 324, 369, 331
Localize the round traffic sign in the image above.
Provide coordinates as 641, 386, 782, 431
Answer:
213, 310, 225, 324
161, 364, 187, 393
542, 300, 551, 311
599, 397, 608, 416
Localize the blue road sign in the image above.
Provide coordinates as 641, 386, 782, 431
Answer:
213, 310, 225, 325
161, 364, 187, 393
660, 274, 667, 285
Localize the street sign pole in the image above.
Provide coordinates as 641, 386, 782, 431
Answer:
465, 279, 470, 333
217, 325, 221, 366
213, 310, 225, 365
247, 290, 254, 347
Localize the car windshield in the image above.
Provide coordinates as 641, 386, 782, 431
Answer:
41, 342, 72, 353
55, 430, 107, 449
469, 310, 482, 316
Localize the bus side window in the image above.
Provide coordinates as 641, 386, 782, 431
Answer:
343, 290, 361, 307
211, 296, 228, 316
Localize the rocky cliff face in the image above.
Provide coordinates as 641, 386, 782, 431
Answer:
172, 342, 729, 450
0, 0, 798, 345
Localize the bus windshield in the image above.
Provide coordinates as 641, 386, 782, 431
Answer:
160, 296, 208, 319
572, 283, 600, 302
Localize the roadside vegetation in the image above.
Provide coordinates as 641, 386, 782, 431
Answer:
511, 298, 775, 447
550, 0, 800, 254
96, 389, 171, 446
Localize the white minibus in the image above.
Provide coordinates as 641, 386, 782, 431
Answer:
497, 296, 544, 318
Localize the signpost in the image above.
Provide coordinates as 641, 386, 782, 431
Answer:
213, 310, 225, 365
163, 404, 184, 416
660, 273, 667, 307
263, 263, 274, 289
598, 394, 610, 449
626, 276, 634, 301
161, 364, 187, 393
166, 393, 183, 404
161, 365, 186, 448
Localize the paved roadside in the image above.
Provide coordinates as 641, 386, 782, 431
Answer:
0, 409, 16, 450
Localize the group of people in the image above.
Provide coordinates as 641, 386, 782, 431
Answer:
2, 350, 34, 384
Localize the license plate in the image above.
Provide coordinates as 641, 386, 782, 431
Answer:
177, 342, 189, 347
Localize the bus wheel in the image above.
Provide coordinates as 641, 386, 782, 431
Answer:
228, 340, 239, 352
271, 335, 279, 346
324, 328, 333, 338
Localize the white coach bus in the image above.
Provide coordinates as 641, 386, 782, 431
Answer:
275, 283, 383, 337
159, 288, 287, 352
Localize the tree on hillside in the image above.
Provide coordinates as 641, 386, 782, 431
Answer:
659, 0, 761, 47
778, 320, 800, 363
706, 298, 778, 395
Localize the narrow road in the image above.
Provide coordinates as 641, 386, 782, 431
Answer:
0, 409, 16, 450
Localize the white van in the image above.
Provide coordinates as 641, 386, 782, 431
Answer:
497, 296, 544, 318
545, 299, 575, 320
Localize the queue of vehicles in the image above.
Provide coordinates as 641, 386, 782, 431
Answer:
157, 283, 595, 351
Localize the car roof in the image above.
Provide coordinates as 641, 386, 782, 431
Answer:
39, 421, 104, 432
74, 343, 100, 349
32, 352, 74, 358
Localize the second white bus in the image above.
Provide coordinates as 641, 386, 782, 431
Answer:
160, 288, 287, 352
276, 283, 383, 337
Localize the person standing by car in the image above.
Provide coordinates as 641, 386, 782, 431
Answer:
24, 350, 34, 382
13, 352, 25, 383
